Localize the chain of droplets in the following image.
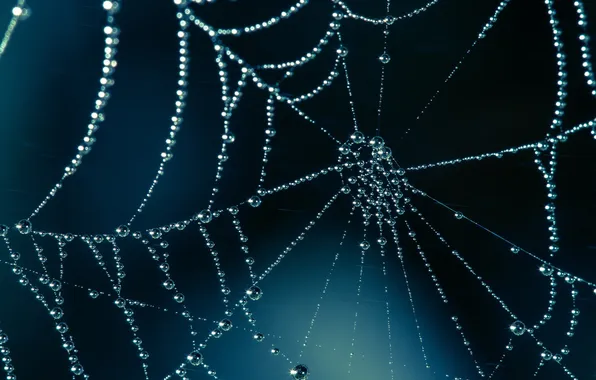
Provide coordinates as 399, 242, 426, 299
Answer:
545, 0, 568, 136
144, 233, 200, 343
2, 236, 86, 379
6, 161, 354, 241
573, 0, 596, 97
257, 61, 338, 190
126, 9, 190, 226
203, 58, 249, 212
188, 8, 345, 140
33, 234, 90, 379
0, 327, 16, 380
83, 237, 152, 379
214, 0, 308, 36
346, 223, 368, 376
142, 232, 223, 380
363, 168, 400, 380
265, 56, 340, 104
529, 271, 557, 333
376, 242, 396, 379
229, 209, 257, 281
399, 0, 511, 141
487, 338, 513, 379
402, 218, 485, 377
26, 1, 120, 222
336, 28, 360, 132
534, 145, 559, 257
298, 206, 355, 359
257, 96, 277, 190
162, 191, 341, 379
289, 101, 343, 144
0, 1, 29, 60
375, 0, 392, 136
257, 27, 337, 70
232, 194, 345, 373
406, 182, 596, 291
0, 242, 296, 367
530, 284, 580, 377
406, 128, 574, 171
407, 202, 582, 377
200, 29, 343, 106
387, 219, 430, 370
334, 0, 440, 25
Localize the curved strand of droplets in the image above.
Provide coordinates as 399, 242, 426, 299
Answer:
334, 0, 441, 25
2, 236, 89, 378
572, 0, 596, 98
0, 0, 29, 60
125, 9, 190, 226
256, 28, 337, 70
26, 1, 122, 222
405, 118, 595, 171
214, 0, 309, 36
398, 0, 512, 142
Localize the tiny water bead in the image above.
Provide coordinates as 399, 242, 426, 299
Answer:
211, 328, 223, 338
89, 290, 100, 299
541, 350, 553, 360
539, 264, 554, 276
247, 286, 263, 300
368, 136, 385, 149
379, 53, 391, 64
359, 240, 370, 250
187, 351, 203, 366
222, 132, 235, 143
50, 307, 64, 319
70, 363, 84, 375
163, 279, 175, 290
56, 323, 69, 334
253, 333, 265, 342
509, 320, 526, 336
115, 298, 126, 308
15, 220, 32, 234
0, 224, 9, 236
290, 364, 309, 379
248, 195, 262, 207
49, 280, 62, 292
218, 319, 232, 331
350, 131, 365, 144
198, 209, 212, 224
271, 348, 280, 355
115, 225, 130, 237
339, 144, 351, 155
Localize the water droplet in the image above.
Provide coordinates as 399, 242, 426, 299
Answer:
379, 53, 391, 64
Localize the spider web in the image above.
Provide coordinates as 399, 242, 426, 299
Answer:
0, 0, 595, 379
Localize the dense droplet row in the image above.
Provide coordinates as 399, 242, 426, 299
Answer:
27, 3, 121, 221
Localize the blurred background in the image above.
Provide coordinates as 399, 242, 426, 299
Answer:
0, 0, 595, 378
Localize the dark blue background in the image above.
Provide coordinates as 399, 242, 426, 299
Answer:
0, 0, 595, 379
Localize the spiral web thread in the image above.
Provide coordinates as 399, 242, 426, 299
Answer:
1, 0, 596, 379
